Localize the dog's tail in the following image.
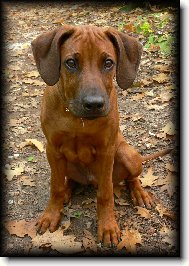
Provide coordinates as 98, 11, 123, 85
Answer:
142, 148, 173, 164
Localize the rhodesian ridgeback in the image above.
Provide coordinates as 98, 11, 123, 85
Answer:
31, 25, 171, 247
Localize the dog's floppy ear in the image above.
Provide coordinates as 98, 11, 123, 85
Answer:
31, 26, 74, 86
106, 28, 142, 90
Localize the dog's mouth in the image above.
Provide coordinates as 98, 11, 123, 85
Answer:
71, 109, 109, 120
81, 113, 108, 120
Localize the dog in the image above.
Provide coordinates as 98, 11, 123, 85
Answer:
31, 25, 172, 247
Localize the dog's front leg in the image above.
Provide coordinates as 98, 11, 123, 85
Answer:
36, 143, 68, 234
96, 148, 121, 247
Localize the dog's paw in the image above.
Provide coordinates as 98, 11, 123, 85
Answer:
128, 178, 155, 209
130, 187, 155, 209
36, 208, 62, 234
97, 218, 121, 247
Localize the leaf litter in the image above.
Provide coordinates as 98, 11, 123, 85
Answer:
32, 229, 83, 254
117, 226, 142, 253
2, 2, 178, 256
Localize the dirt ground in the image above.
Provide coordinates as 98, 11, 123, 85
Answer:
1, 2, 179, 257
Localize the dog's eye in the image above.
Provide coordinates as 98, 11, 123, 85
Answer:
104, 59, 114, 70
65, 59, 77, 70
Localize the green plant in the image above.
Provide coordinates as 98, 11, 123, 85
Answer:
74, 211, 82, 218
144, 34, 174, 55
28, 155, 34, 162
135, 21, 153, 36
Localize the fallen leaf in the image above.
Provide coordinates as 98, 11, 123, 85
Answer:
23, 79, 44, 86
165, 163, 177, 173
160, 182, 176, 198
8, 65, 21, 71
120, 125, 126, 133
135, 207, 151, 219
156, 204, 176, 220
82, 198, 96, 209
115, 198, 129, 206
130, 93, 145, 101
145, 90, 154, 97
25, 71, 40, 78
153, 73, 170, 83
12, 126, 28, 135
32, 229, 83, 254
8, 119, 20, 127
156, 132, 166, 139
164, 84, 176, 90
121, 114, 144, 121
144, 103, 168, 110
157, 91, 174, 103
61, 219, 71, 231
128, 114, 144, 122
154, 172, 177, 197
154, 64, 171, 72
20, 175, 35, 187
113, 184, 126, 198
24, 139, 44, 152
140, 168, 158, 187
131, 81, 143, 88
4, 219, 36, 239
53, 18, 65, 25
82, 229, 97, 252
117, 226, 142, 253
22, 91, 42, 97
156, 204, 165, 217
160, 226, 171, 235
4, 166, 24, 181
161, 121, 176, 136
163, 209, 176, 221
121, 91, 127, 97
123, 23, 136, 33
22, 78, 35, 84
120, 114, 132, 120
141, 79, 153, 87
22, 42, 30, 49
148, 44, 160, 52
160, 227, 177, 248
82, 198, 96, 205
95, 19, 107, 25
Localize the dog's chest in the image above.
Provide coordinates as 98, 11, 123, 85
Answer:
60, 137, 96, 165
51, 131, 99, 165
50, 119, 112, 165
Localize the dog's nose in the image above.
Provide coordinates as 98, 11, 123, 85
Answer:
82, 95, 105, 112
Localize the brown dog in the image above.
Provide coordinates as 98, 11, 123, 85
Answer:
31, 25, 171, 247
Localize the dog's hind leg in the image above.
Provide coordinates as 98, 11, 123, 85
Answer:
113, 132, 155, 208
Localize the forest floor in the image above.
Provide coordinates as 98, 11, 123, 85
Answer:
2, 2, 179, 257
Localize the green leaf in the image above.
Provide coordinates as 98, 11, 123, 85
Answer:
118, 22, 125, 32
148, 35, 155, 44
134, 20, 153, 36
28, 156, 34, 162
74, 211, 82, 218
157, 35, 167, 43
135, 25, 142, 33
159, 41, 171, 55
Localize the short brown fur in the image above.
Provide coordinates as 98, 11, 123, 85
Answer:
31, 25, 171, 246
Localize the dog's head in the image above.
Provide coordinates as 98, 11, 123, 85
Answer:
31, 25, 142, 119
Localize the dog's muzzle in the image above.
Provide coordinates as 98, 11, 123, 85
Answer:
69, 92, 110, 119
